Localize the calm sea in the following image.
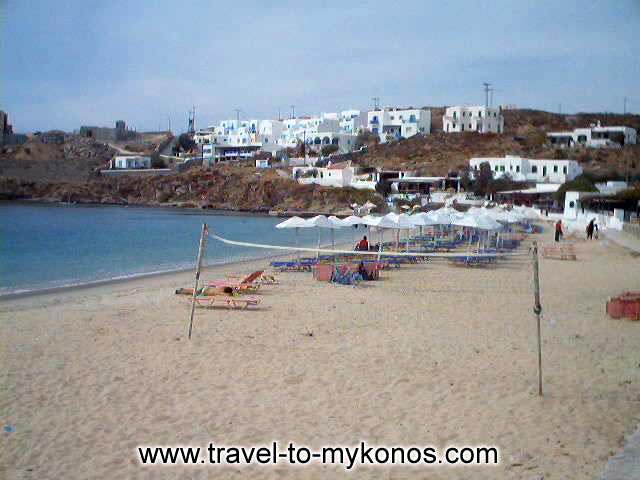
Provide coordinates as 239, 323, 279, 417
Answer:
0, 203, 358, 295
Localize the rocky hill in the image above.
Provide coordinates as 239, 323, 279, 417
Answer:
1, 109, 639, 212
356, 109, 640, 180
0, 166, 379, 213
0, 134, 114, 183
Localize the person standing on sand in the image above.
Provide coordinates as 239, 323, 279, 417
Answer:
586, 219, 596, 240
555, 220, 563, 242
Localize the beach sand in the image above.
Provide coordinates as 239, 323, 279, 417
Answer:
2, 232, 640, 479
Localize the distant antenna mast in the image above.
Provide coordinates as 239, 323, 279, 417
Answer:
278, 107, 282, 121
481, 83, 491, 133
290, 105, 296, 119
234, 109, 241, 125
623, 96, 627, 115
483, 83, 491, 111
558, 103, 562, 115
188, 106, 196, 134
372, 97, 380, 110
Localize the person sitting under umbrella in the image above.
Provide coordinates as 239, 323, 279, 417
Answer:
355, 235, 369, 251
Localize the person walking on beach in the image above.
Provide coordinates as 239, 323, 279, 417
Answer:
586, 219, 596, 240
554, 220, 563, 242
356, 235, 369, 251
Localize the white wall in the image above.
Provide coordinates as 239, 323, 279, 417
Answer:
366, 107, 431, 143
469, 155, 582, 183
443, 106, 504, 134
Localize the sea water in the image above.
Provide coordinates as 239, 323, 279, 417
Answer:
0, 203, 360, 295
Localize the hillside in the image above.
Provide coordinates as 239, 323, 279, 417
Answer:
0, 166, 379, 213
0, 135, 114, 183
356, 109, 640, 179
1, 109, 639, 212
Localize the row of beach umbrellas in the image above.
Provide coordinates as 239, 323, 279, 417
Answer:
276, 205, 536, 256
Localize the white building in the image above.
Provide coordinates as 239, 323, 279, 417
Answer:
292, 163, 414, 191
111, 155, 151, 169
547, 122, 637, 148
469, 155, 583, 184
293, 162, 355, 188
443, 106, 504, 133
366, 107, 431, 143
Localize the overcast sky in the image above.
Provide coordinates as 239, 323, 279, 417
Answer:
2, 0, 639, 132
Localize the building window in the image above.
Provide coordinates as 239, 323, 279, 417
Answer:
516, 166, 520, 172
495, 165, 499, 172
531, 166, 537, 173
553, 165, 558, 173
563, 166, 567, 174
500, 165, 505, 172
469, 124, 471, 129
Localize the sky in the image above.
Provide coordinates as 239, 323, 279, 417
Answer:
1, 0, 639, 133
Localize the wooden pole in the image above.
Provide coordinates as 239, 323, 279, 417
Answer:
532, 241, 543, 396
188, 223, 208, 340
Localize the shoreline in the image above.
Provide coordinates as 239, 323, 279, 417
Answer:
0, 198, 347, 218
0, 251, 294, 302
0, 239, 354, 302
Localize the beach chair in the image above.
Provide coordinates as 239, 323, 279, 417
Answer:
207, 270, 265, 293
226, 270, 278, 285
270, 260, 315, 272
194, 294, 261, 310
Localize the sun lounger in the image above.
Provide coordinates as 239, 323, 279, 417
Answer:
270, 260, 314, 272
208, 270, 265, 292
194, 294, 261, 309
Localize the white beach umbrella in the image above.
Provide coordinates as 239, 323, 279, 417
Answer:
342, 215, 368, 248
342, 215, 366, 226
305, 215, 332, 258
276, 216, 314, 261
409, 212, 439, 227
326, 215, 347, 250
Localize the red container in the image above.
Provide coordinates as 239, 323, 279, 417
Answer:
312, 264, 334, 282
607, 292, 640, 320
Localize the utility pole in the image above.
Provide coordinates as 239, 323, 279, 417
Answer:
290, 105, 295, 119
558, 103, 562, 115
168, 117, 171, 133
278, 107, 281, 121
489, 88, 494, 108
483, 83, 491, 111
623, 96, 627, 115
481, 83, 491, 134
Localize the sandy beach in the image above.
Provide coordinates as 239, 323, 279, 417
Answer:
2, 231, 640, 479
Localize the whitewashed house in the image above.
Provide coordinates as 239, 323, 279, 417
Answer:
443, 106, 504, 133
293, 162, 354, 188
111, 155, 151, 169
547, 122, 637, 148
366, 107, 431, 143
469, 155, 582, 184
